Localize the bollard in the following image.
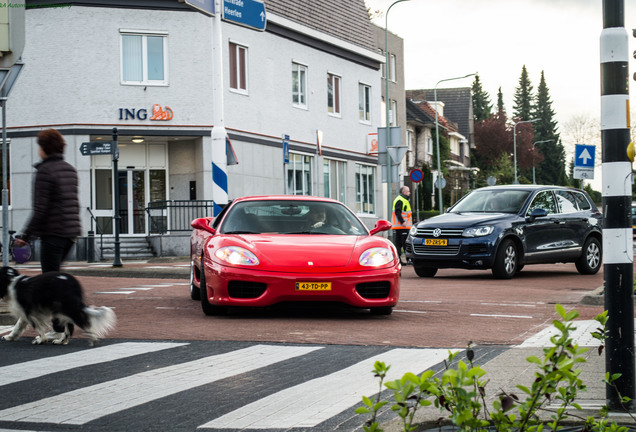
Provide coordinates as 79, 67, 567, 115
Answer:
87, 230, 95, 263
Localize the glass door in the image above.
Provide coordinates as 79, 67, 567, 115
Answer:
118, 170, 146, 234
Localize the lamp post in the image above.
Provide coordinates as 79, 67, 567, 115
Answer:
512, 118, 540, 184
531, 139, 553, 184
384, 0, 409, 221
434, 73, 475, 214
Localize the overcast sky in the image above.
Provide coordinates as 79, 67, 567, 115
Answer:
365, 0, 636, 186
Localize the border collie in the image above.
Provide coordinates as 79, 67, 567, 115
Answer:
0, 267, 116, 346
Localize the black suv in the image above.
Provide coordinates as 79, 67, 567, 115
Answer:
405, 185, 602, 279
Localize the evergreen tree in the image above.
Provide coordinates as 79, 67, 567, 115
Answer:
471, 74, 492, 122
513, 65, 533, 120
532, 71, 567, 185
496, 87, 505, 114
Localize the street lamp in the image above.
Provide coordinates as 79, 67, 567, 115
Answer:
384, 0, 409, 221
512, 118, 540, 184
531, 139, 553, 184
434, 73, 475, 214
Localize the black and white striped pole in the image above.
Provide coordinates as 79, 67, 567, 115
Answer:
600, 0, 634, 410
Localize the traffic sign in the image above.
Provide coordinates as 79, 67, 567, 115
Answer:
179, 0, 215, 16
409, 169, 423, 183
574, 144, 595, 168
80, 141, 116, 156
222, 0, 266, 31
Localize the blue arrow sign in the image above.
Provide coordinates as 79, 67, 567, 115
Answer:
223, 0, 266, 31
574, 144, 595, 168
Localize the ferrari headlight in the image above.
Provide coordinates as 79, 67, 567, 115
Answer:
463, 226, 494, 237
359, 247, 394, 266
215, 246, 259, 265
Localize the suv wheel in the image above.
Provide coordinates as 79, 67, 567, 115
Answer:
413, 264, 438, 278
492, 239, 517, 279
575, 237, 602, 275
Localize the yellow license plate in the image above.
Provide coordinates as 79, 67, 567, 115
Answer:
424, 238, 447, 246
296, 282, 332, 291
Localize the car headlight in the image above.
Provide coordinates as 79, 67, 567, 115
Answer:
359, 247, 394, 266
409, 225, 418, 236
462, 226, 494, 237
214, 246, 259, 265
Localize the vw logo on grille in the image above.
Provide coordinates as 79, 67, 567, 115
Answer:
433, 228, 442, 237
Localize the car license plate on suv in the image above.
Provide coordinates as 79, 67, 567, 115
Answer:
424, 238, 447, 246
296, 282, 332, 291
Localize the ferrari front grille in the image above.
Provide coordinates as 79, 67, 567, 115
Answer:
355, 282, 391, 299
227, 281, 267, 299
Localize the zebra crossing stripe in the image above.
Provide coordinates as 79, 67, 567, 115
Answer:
516, 319, 636, 349
0, 342, 188, 387
0, 344, 321, 425
199, 348, 454, 429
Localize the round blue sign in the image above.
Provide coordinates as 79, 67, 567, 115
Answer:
410, 169, 424, 183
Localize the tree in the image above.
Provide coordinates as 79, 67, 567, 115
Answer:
531, 71, 566, 185
473, 111, 510, 170
496, 87, 505, 114
472, 74, 492, 122
513, 65, 533, 120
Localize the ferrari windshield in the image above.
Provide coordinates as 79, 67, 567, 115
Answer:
451, 189, 532, 214
219, 200, 368, 235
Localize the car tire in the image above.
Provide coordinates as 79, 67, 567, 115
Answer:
199, 257, 227, 316
492, 239, 517, 279
413, 263, 438, 278
189, 261, 201, 301
370, 306, 393, 315
575, 237, 602, 275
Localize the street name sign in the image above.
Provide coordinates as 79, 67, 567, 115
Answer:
80, 141, 116, 156
222, 0, 266, 31
179, 0, 215, 16
573, 144, 595, 180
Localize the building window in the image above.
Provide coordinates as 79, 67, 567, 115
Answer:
407, 129, 414, 167
389, 53, 397, 82
379, 49, 385, 78
427, 136, 433, 155
121, 31, 168, 85
327, 73, 341, 116
324, 159, 346, 202
390, 99, 397, 126
355, 164, 375, 214
229, 42, 248, 92
292, 62, 307, 108
287, 153, 313, 195
358, 83, 371, 123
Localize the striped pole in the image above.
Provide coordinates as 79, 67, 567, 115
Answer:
211, 0, 228, 216
600, 0, 634, 410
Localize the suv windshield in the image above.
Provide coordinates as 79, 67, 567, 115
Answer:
451, 190, 532, 213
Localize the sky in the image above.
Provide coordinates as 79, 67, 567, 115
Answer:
364, 0, 636, 188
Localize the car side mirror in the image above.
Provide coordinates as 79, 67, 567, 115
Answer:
369, 219, 392, 235
191, 217, 216, 235
526, 208, 548, 222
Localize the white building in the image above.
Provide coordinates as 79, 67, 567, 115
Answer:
4, 0, 385, 258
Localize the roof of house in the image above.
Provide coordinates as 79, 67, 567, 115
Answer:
406, 99, 457, 133
406, 87, 473, 142
263, 0, 375, 51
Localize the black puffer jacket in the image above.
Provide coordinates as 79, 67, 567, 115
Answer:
22, 154, 81, 241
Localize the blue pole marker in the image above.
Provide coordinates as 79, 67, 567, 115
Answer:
212, 161, 227, 215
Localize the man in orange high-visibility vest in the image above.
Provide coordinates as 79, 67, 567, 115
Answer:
391, 185, 412, 265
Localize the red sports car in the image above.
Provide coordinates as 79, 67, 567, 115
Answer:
189, 196, 400, 315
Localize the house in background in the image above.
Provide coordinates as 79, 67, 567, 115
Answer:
406, 88, 476, 208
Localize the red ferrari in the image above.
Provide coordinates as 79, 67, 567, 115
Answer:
189, 196, 400, 315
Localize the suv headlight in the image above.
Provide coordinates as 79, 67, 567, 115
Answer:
409, 225, 418, 236
463, 226, 494, 237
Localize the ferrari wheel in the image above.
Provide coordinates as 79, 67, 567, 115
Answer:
189, 261, 200, 301
370, 306, 393, 315
199, 257, 226, 316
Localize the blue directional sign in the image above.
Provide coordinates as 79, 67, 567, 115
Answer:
574, 144, 595, 167
223, 0, 266, 31
180, 0, 215, 16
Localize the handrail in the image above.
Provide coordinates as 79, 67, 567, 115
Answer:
145, 200, 215, 234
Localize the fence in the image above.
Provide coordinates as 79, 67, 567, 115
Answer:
146, 200, 215, 234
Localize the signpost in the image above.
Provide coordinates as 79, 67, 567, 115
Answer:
179, 0, 215, 16
222, 0, 266, 31
80, 141, 116, 156
573, 144, 595, 180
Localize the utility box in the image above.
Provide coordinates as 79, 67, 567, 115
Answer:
0, 0, 25, 68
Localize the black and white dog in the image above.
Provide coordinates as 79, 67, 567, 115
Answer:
0, 267, 116, 346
